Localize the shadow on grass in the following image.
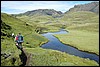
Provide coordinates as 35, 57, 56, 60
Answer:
19, 49, 27, 66
14, 43, 27, 67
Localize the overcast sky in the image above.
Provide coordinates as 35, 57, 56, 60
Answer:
1, 1, 97, 14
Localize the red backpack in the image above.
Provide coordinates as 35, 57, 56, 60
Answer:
15, 36, 18, 40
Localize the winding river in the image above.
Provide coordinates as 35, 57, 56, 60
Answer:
41, 29, 99, 63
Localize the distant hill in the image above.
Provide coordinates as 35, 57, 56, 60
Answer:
12, 9, 63, 18
11, 9, 63, 23
65, 2, 99, 14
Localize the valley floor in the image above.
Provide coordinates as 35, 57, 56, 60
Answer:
54, 30, 99, 55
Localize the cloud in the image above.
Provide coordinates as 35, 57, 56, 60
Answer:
1, 1, 95, 14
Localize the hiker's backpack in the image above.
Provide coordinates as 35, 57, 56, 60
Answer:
18, 35, 23, 42
15, 36, 18, 41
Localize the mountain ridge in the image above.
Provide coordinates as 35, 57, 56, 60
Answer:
11, 2, 99, 16
65, 2, 99, 14
12, 9, 63, 18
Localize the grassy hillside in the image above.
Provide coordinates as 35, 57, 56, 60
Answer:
15, 15, 63, 33
37, 11, 99, 33
54, 11, 99, 55
1, 13, 48, 47
24, 47, 98, 66
1, 13, 48, 66
15, 11, 99, 33
1, 13, 34, 34
16, 15, 55, 23
61, 11, 98, 23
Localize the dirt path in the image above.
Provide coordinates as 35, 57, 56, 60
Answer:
19, 48, 32, 66
25, 53, 32, 66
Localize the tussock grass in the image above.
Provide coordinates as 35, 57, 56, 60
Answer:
1, 37, 22, 66
24, 47, 99, 66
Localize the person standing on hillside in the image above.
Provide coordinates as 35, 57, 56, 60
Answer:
15, 33, 24, 50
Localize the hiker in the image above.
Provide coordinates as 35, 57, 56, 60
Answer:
15, 33, 24, 50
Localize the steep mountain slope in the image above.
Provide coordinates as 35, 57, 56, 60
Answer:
1, 12, 48, 48
1, 13, 32, 34
1, 13, 48, 66
1, 20, 12, 37
65, 2, 99, 14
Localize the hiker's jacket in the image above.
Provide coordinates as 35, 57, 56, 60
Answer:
15, 35, 23, 43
